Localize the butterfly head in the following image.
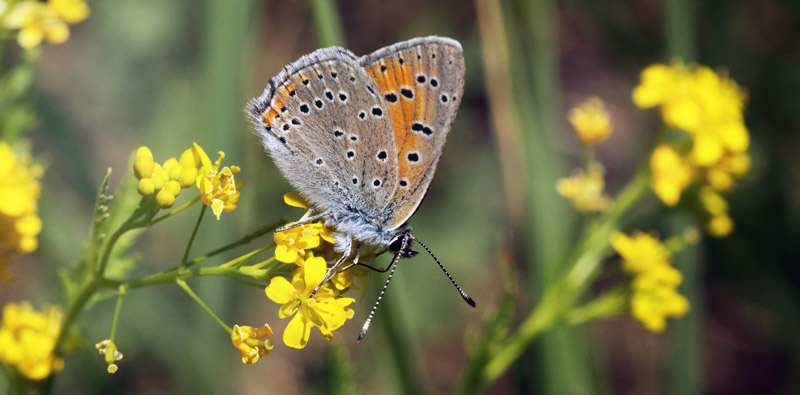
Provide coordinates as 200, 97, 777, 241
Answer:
389, 229, 418, 258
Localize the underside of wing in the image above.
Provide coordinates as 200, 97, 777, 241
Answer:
359, 37, 465, 230
248, 47, 398, 215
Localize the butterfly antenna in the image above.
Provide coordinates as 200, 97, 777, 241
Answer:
412, 237, 476, 307
357, 252, 400, 343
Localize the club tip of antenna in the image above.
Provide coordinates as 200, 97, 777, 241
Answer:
357, 331, 366, 343
464, 295, 476, 307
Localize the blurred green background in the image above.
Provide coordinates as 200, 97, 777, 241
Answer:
1, 0, 799, 393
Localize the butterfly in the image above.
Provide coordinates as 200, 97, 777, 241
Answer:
247, 36, 475, 340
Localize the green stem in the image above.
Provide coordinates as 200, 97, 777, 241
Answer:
54, 277, 104, 355
665, 0, 695, 62
180, 205, 208, 268
220, 244, 274, 269
563, 166, 651, 292
95, 213, 147, 276
109, 286, 127, 342
308, 0, 345, 47
176, 279, 231, 333
482, 287, 560, 384
117, 266, 280, 289
183, 220, 282, 268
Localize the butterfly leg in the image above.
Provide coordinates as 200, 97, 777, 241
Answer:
334, 245, 365, 274
310, 238, 359, 298
274, 209, 329, 233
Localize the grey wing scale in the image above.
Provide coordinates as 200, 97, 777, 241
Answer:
248, 47, 398, 215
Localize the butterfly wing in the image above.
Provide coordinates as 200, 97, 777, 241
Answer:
248, 47, 399, 214
359, 37, 465, 230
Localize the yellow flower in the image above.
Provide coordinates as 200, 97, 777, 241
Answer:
193, 144, 243, 220
49, 0, 89, 24
95, 340, 123, 374
556, 162, 612, 212
330, 264, 371, 301
708, 215, 733, 237
265, 256, 354, 349
611, 231, 689, 332
568, 97, 613, 145
706, 152, 750, 191
699, 186, 735, 238
631, 277, 689, 332
198, 165, 241, 220
274, 224, 324, 264
633, 61, 750, 168
0, 302, 64, 380
699, 186, 727, 216
650, 144, 694, 206
611, 231, 671, 275
0, 142, 43, 255
274, 193, 336, 264
632, 64, 680, 109
3, 0, 88, 49
230, 324, 273, 364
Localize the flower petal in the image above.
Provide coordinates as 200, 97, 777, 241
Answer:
265, 277, 295, 304
283, 312, 312, 349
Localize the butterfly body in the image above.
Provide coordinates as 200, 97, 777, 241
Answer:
248, 36, 465, 256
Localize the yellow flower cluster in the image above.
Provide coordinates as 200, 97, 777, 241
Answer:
611, 231, 689, 332
261, 193, 365, 350
568, 96, 613, 146
95, 339, 123, 374
231, 324, 273, 364
195, 145, 243, 220
2, 0, 89, 49
0, 302, 64, 380
0, 142, 43, 262
134, 146, 199, 209
558, 97, 614, 212
556, 162, 612, 212
634, 61, 751, 236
